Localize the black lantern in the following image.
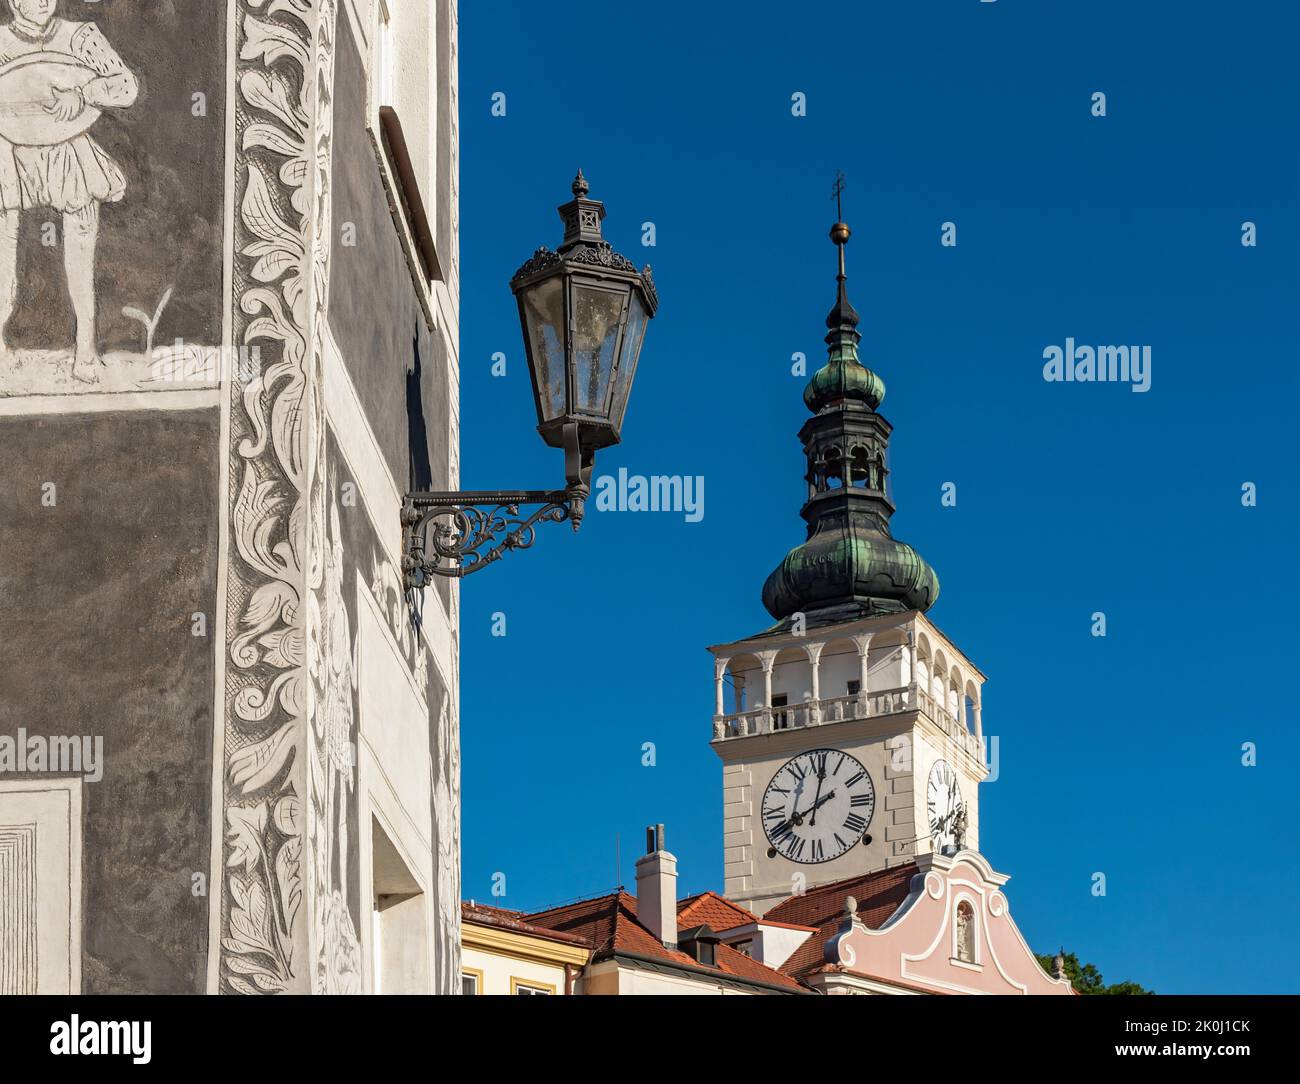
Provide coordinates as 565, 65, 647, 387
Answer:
401, 171, 657, 586
510, 170, 658, 454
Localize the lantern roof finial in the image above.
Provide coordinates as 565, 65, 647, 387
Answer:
804, 175, 879, 414
556, 169, 606, 252
826, 171, 859, 333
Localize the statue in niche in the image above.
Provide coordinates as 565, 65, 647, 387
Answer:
0, 0, 138, 384
955, 901, 975, 963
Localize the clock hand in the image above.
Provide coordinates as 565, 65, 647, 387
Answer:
772, 801, 806, 837
772, 790, 837, 839
804, 790, 836, 812
807, 759, 826, 825
807, 790, 836, 824
770, 811, 802, 839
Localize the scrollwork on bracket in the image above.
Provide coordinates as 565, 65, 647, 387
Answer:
401, 494, 573, 585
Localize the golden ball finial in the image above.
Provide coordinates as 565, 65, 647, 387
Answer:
830, 221, 851, 246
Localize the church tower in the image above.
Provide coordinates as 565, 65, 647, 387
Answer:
710, 213, 989, 917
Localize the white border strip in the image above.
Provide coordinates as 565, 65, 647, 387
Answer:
206, 0, 240, 996
0, 388, 221, 417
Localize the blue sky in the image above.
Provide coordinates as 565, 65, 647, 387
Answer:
455, 0, 1299, 993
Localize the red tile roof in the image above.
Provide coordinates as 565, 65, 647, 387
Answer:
488, 864, 920, 990
461, 901, 592, 948
522, 890, 806, 992
764, 863, 919, 977
676, 890, 759, 933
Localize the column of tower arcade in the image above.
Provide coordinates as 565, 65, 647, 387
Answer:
712, 618, 983, 744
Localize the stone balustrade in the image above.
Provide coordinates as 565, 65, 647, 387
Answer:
712, 682, 983, 763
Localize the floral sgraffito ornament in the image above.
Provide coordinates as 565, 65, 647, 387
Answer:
308, 488, 362, 994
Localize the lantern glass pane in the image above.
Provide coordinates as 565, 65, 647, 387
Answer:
572, 284, 625, 416
522, 276, 567, 420
611, 291, 648, 432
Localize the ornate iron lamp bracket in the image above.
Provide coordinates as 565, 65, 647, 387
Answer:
402, 423, 593, 587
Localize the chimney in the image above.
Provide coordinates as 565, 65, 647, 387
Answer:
635, 823, 677, 948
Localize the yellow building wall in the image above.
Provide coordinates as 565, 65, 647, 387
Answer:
462, 945, 566, 995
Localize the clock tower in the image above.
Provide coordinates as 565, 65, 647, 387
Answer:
709, 215, 989, 917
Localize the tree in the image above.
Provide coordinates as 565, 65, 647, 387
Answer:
1035, 950, 1153, 995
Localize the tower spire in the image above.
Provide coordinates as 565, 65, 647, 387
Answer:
805, 184, 875, 414
825, 172, 859, 335
760, 186, 940, 627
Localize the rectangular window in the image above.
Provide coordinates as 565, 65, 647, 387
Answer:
847, 680, 861, 695
513, 981, 553, 995
461, 971, 480, 995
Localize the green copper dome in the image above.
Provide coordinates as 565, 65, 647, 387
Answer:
762, 521, 939, 621
803, 356, 884, 413
761, 210, 939, 625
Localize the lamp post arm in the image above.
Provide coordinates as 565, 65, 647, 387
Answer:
401, 424, 594, 586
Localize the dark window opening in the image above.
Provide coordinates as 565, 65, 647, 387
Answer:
850, 447, 871, 487
771, 693, 789, 730
679, 925, 720, 968
824, 448, 844, 489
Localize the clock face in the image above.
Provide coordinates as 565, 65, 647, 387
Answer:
927, 759, 963, 851
761, 749, 876, 864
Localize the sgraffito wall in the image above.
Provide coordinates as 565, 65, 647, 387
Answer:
313, 5, 459, 994
328, 8, 453, 616
0, 0, 228, 993
316, 431, 459, 994
218, 0, 458, 995
0, 0, 457, 995
0, 409, 219, 993
0, 0, 226, 398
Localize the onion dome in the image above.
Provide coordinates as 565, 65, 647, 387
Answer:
762, 527, 940, 620
761, 204, 939, 627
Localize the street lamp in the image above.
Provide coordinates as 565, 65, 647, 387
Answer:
402, 171, 658, 587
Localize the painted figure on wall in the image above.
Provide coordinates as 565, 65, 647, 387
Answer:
0, 0, 137, 383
